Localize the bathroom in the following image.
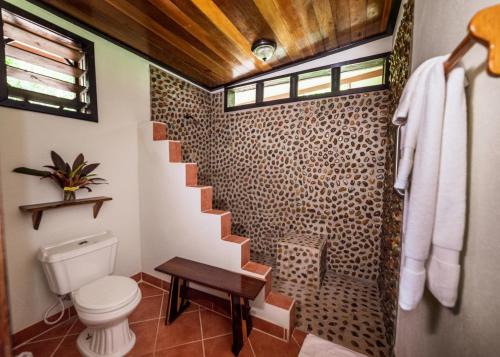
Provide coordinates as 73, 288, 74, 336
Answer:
0, 0, 499, 356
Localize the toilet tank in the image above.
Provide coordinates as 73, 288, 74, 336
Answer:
38, 231, 118, 296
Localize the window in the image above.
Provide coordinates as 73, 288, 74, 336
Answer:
226, 83, 256, 108
298, 68, 332, 97
224, 54, 389, 112
0, 3, 98, 122
340, 58, 386, 91
263, 76, 290, 102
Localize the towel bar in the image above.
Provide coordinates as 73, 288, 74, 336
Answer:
394, 126, 405, 198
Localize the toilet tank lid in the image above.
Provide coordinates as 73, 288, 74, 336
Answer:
38, 231, 118, 263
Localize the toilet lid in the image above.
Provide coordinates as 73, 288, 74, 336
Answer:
73, 275, 140, 313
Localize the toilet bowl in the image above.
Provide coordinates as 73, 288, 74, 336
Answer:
72, 275, 141, 357
38, 231, 141, 357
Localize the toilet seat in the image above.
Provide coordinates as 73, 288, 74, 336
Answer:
73, 275, 140, 314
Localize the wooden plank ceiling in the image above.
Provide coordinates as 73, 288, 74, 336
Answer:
36, 0, 398, 89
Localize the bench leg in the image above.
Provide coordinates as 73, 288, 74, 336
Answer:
166, 275, 190, 325
230, 295, 252, 356
243, 298, 252, 335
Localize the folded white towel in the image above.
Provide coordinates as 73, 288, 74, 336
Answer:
393, 57, 440, 190
428, 64, 467, 307
395, 56, 448, 311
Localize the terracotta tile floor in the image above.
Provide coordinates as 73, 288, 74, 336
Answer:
13, 282, 307, 357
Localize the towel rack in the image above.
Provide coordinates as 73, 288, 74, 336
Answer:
393, 4, 500, 198
443, 4, 500, 76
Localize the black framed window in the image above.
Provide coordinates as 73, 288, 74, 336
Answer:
224, 53, 390, 112
339, 57, 386, 92
0, 2, 98, 122
263, 76, 290, 102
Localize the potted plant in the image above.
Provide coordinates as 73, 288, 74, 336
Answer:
13, 151, 107, 201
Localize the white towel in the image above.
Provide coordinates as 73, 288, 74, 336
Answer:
427, 64, 467, 307
394, 56, 448, 311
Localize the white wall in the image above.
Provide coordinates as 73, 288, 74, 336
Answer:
0, 0, 151, 332
395, 1, 500, 356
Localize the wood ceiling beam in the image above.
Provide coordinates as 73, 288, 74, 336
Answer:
190, 0, 270, 72
253, 0, 307, 61
312, 0, 338, 50
332, 0, 352, 46
104, 0, 231, 81
350, 0, 367, 42
148, 0, 258, 76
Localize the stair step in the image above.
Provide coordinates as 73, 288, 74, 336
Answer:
204, 209, 230, 215
242, 261, 271, 275
169, 141, 182, 162
243, 261, 272, 296
200, 187, 213, 212
146, 121, 296, 336
265, 291, 295, 311
222, 235, 249, 244
222, 235, 250, 267
152, 122, 167, 140
185, 163, 198, 186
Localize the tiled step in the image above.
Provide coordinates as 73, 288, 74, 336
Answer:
168, 141, 182, 162
153, 121, 167, 140
265, 291, 295, 311
185, 163, 198, 186
243, 261, 273, 297
222, 235, 250, 266
186, 185, 213, 212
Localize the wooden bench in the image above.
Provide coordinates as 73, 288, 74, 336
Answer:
155, 257, 265, 356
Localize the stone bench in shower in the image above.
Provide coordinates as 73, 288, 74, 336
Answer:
276, 233, 327, 289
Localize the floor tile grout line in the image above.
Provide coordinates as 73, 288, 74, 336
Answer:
50, 317, 78, 357
248, 337, 257, 357
140, 293, 165, 299
200, 305, 231, 320
14, 313, 74, 349
291, 333, 301, 348
129, 317, 161, 326
140, 280, 168, 293
157, 338, 203, 352
202, 332, 232, 341
198, 309, 206, 357
152, 293, 164, 357
252, 327, 289, 343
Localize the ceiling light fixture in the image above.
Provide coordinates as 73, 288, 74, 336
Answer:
251, 39, 276, 62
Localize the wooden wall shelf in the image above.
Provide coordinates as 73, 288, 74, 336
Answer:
19, 196, 112, 230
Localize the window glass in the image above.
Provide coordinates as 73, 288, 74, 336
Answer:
224, 57, 388, 111
340, 58, 385, 91
263, 76, 290, 101
226, 83, 256, 107
298, 68, 331, 97
0, 5, 97, 121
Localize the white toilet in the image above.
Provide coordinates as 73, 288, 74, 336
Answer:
38, 231, 142, 357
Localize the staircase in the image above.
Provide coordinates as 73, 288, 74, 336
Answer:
139, 121, 296, 339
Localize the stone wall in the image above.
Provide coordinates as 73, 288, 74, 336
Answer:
150, 66, 391, 282
378, 0, 414, 351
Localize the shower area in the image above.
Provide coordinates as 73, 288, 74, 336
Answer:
149, 2, 413, 355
